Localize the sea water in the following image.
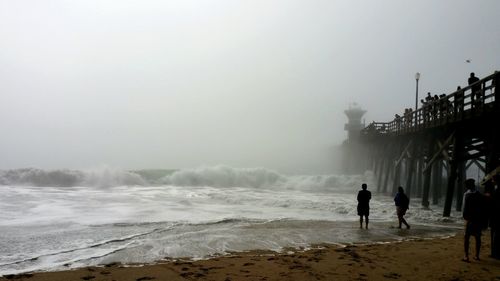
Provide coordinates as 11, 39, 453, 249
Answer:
0, 166, 462, 276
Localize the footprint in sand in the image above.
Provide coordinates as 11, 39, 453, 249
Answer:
136, 277, 155, 281
180, 272, 193, 278
289, 265, 309, 270
383, 272, 402, 279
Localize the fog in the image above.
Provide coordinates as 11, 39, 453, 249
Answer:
1, 0, 499, 174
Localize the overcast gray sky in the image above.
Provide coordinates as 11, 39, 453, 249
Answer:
1, 0, 499, 173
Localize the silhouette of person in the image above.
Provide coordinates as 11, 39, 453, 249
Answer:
395, 114, 402, 131
432, 95, 439, 120
425, 92, 433, 121
454, 86, 464, 115
463, 178, 485, 262
425, 92, 432, 102
468, 72, 480, 90
468, 72, 481, 109
394, 186, 410, 229
357, 183, 372, 229
421, 99, 428, 123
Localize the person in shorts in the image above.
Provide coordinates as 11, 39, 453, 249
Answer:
462, 178, 485, 262
357, 183, 372, 229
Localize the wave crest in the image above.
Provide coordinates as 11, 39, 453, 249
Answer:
159, 166, 284, 188
159, 165, 372, 190
0, 168, 146, 187
0, 166, 373, 189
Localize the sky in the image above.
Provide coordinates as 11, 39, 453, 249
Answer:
0, 0, 499, 174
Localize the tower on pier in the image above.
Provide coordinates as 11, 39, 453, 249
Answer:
344, 103, 366, 142
341, 103, 367, 174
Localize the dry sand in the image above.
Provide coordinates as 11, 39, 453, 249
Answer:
2, 233, 500, 281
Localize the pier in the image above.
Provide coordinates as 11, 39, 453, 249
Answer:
359, 72, 500, 216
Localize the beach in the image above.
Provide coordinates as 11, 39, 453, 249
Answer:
0, 168, 483, 280
2, 233, 499, 281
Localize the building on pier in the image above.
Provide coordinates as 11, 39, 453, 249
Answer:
341, 103, 368, 174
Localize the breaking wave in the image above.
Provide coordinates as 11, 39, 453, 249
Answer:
0, 167, 147, 187
159, 166, 283, 188
0, 166, 373, 190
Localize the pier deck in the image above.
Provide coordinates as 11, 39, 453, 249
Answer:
360, 72, 499, 216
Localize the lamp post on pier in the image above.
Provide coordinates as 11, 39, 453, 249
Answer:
415, 72, 420, 127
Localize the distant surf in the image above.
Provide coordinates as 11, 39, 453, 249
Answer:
0, 166, 366, 190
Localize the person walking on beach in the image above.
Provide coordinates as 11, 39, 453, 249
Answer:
394, 186, 410, 229
357, 183, 371, 229
462, 178, 485, 262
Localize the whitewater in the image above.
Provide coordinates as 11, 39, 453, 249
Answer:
0, 166, 462, 276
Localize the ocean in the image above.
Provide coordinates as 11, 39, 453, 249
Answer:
0, 166, 462, 276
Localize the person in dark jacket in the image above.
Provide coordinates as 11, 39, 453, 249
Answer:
468, 72, 481, 109
357, 183, 372, 229
462, 178, 485, 262
394, 186, 410, 229
468, 72, 480, 92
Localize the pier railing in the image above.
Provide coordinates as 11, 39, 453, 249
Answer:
361, 72, 499, 136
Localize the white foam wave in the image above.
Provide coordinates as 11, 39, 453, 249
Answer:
159, 166, 284, 188
0, 166, 373, 190
159, 165, 373, 190
0, 167, 146, 187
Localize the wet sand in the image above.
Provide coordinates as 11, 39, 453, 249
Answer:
2, 233, 500, 281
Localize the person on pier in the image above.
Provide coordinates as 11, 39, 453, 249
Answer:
454, 86, 464, 116
432, 95, 439, 120
425, 93, 433, 121
468, 72, 480, 91
421, 99, 428, 123
462, 178, 485, 262
394, 186, 410, 229
357, 183, 372, 229
468, 72, 481, 110
395, 114, 402, 131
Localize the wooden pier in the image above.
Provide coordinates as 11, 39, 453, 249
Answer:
360, 72, 500, 216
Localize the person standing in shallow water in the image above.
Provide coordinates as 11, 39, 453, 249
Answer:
357, 183, 371, 229
462, 178, 484, 262
394, 186, 410, 229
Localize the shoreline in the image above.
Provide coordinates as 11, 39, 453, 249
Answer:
2, 232, 500, 281
0, 221, 461, 276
